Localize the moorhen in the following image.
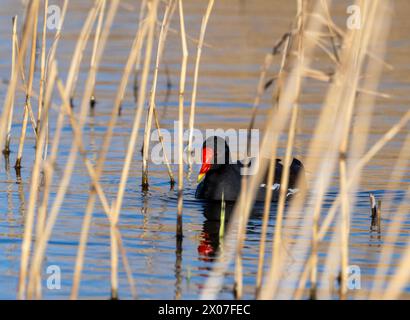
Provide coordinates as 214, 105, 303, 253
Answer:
195, 136, 306, 202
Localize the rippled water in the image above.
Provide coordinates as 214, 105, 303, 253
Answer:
0, 0, 409, 299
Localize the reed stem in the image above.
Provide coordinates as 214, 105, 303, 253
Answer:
15, 1, 40, 169
90, 0, 106, 108
187, 0, 214, 167
3, 16, 18, 156
108, 0, 158, 299
176, 0, 188, 238
70, 18, 149, 300
142, 0, 176, 189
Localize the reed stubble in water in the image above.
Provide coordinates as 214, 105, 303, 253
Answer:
2, 15, 18, 157
176, 0, 188, 238
141, 0, 176, 190
15, 0, 40, 170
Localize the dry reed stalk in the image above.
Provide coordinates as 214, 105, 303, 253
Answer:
32, 0, 53, 287
45, 0, 68, 77
369, 134, 410, 298
90, 0, 106, 107
249, 1, 304, 300
141, 0, 176, 189
339, 0, 398, 298
37, 0, 48, 130
115, 228, 138, 299
108, 0, 158, 299
163, 22, 213, 49
133, 0, 148, 102
289, 0, 392, 300
66, 0, 104, 104
25, 61, 58, 299
308, 37, 339, 66
293, 32, 332, 299
22, 0, 98, 278
336, 45, 360, 300
31, 2, 69, 297
320, 0, 340, 63
255, 30, 292, 297
14, 31, 27, 91
201, 0, 321, 300
266, 0, 305, 299
204, 70, 303, 299
234, 215, 244, 299
51, 79, 137, 299
187, 0, 214, 166
34, 0, 50, 232
293, 109, 410, 299
272, 104, 299, 284
335, 1, 384, 299
13, 0, 44, 300
248, 53, 274, 136
255, 158, 274, 296
152, 106, 176, 185
312, 3, 391, 73
262, 13, 336, 298
71, 16, 149, 300
264, 8, 344, 300
2, 16, 18, 156
234, 165, 251, 299
22, 0, 118, 299
338, 158, 349, 300
201, 103, 289, 299
381, 186, 410, 300
314, 111, 410, 244
35, 0, 69, 250
0, 1, 38, 164
30, 65, 134, 299
176, 0, 188, 234
15, 0, 40, 169
261, 2, 348, 300
324, 1, 391, 299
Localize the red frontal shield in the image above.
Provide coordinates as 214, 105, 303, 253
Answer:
198, 147, 213, 183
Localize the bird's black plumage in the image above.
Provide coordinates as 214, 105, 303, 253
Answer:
195, 136, 306, 202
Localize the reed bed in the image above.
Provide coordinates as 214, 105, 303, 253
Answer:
0, 0, 408, 300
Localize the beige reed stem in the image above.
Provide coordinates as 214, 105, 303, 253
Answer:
187, 0, 214, 166
25, 61, 58, 299
255, 28, 292, 297
108, 0, 158, 299
15, 0, 42, 300
3, 16, 18, 155
22, 0, 116, 299
71, 15, 149, 300
142, 0, 176, 189
15, 0, 40, 169
90, 0, 106, 107
37, 0, 48, 130
51, 79, 137, 299
176, 0, 188, 236
0, 3, 33, 164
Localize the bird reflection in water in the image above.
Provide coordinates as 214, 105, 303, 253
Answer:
197, 201, 235, 262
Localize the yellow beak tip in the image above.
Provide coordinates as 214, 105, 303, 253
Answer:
197, 173, 205, 183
